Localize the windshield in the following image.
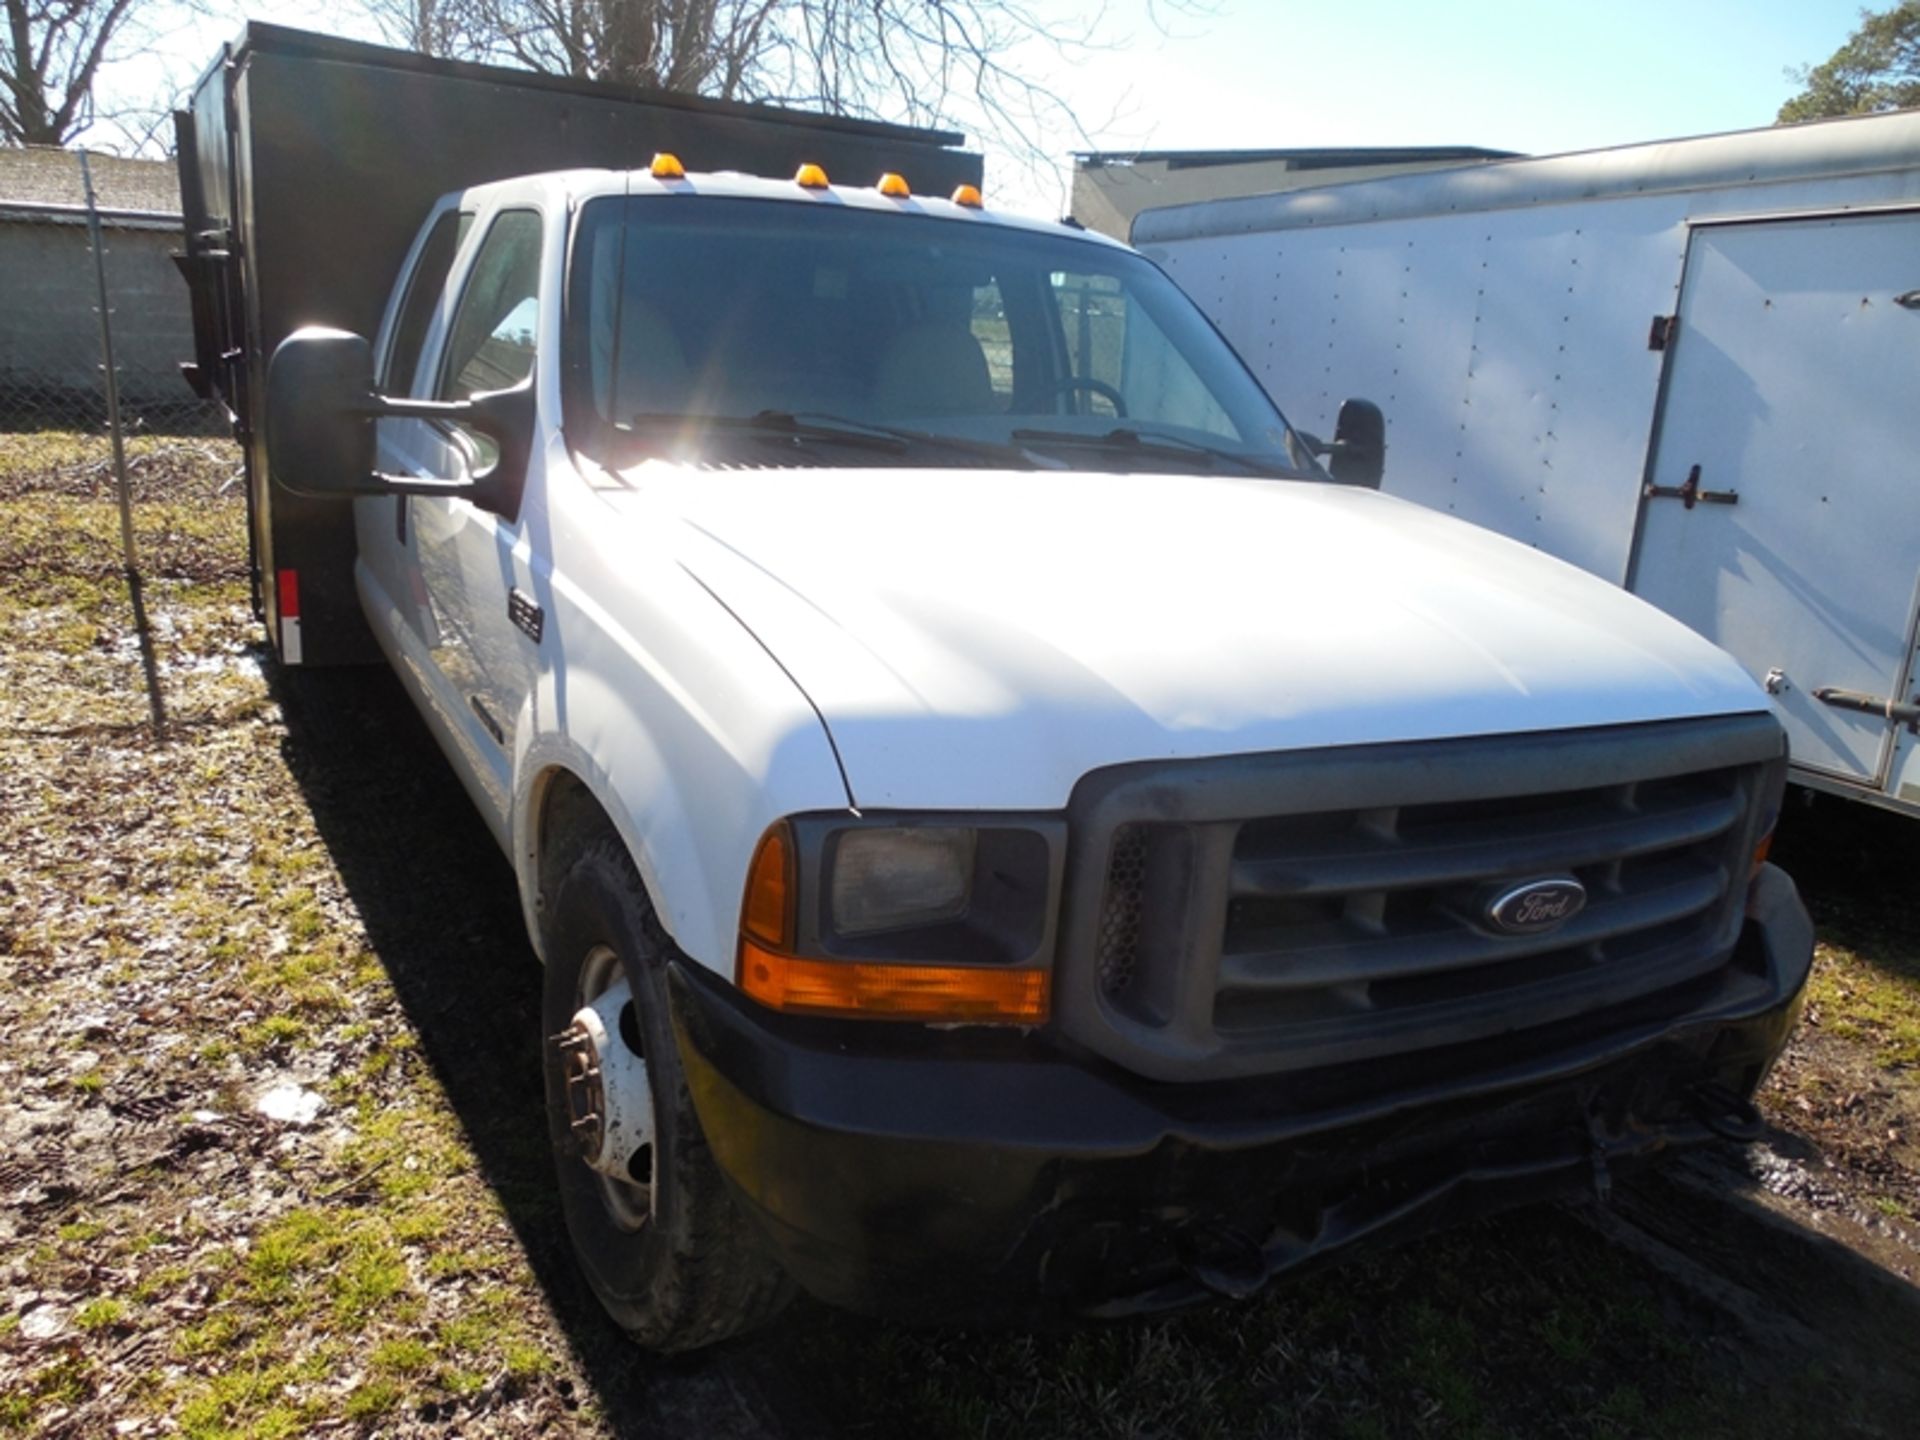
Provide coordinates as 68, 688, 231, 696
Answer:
562, 196, 1312, 476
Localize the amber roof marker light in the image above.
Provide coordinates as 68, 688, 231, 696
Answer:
794, 162, 830, 189
876, 172, 911, 198
951, 184, 984, 208
649, 152, 687, 180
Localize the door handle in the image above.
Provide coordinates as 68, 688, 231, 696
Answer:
1813, 687, 1920, 733
508, 587, 544, 643
1645, 464, 1738, 510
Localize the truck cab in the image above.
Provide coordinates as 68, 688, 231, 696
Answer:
258, 158, 1814, 1350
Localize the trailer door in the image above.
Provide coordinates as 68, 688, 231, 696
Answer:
1630, 211, 1920, 789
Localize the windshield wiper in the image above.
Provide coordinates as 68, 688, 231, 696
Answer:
1010, 426, 1299, 477
627, 410, 1034, 466
784, 412, 1043, 466
626, 410, 904, 453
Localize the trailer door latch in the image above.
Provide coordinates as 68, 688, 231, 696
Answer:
1813, 687, 1920, 733
1648, 314, 1678, 350
1644, 464, 1737, 510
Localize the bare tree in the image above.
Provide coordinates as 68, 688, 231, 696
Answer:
470, 0, 781, 92
360, 0, 487, 61
359, 0, 1210, 175
2, 0, 146, 146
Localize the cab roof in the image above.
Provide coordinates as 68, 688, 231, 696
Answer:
455, 165, 1133, 251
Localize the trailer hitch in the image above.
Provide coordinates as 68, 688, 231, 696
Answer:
1813, 687, 1920, 733
1644, 464, 1738, 510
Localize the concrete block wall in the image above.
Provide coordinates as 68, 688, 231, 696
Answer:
0, 216, 215, 433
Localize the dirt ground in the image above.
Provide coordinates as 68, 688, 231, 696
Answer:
2, 436, 1917, 1438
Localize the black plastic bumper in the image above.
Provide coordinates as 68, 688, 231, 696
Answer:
672, 864, 1813, 1324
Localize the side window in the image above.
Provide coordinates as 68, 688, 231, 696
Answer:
1050, 270, 1235, 436
381, 209, 471, 395
1052, 272, 1125, 393
437, 210, 543, 401
970, 281, 1013, 407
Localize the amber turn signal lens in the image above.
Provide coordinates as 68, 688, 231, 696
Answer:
876, 172, 911, 198
738, 938, 1049, 1024
742, 823, 796, 951
650, 152, 687, 179
950, 184, 983, 208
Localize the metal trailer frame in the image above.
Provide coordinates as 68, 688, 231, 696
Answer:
1134, 112, 1920, 818
174, 23, 983, 667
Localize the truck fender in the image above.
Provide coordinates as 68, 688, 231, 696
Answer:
510, 714, 718, 974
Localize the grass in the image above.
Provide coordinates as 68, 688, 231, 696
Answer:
2, 430, 1914, 1438
0, 434, 577, 1435
1806, 939, 1920, 1069
73, 1299, 125, 1332
0, 430, 224, 480
785, 1219, 1776, 1440
1772, 798, 1920, 1075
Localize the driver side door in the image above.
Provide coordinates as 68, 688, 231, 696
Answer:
383, 205, 546, 835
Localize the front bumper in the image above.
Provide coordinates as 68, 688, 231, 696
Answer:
673, 864, 1812, 1324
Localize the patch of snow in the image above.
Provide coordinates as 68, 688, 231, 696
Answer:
254, 1081, 324, 1127
19, 1303, 70, 1341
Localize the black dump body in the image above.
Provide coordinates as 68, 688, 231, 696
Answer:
175, 24, 983, 665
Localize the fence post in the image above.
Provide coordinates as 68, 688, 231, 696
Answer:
79, 150, 167, 741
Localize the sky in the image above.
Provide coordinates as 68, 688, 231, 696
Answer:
88, 0, 1875, 218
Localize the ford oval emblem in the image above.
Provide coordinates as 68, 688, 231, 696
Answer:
1485, 877, 1587, 935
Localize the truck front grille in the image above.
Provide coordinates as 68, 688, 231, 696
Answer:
1061, 716, 1784, 1082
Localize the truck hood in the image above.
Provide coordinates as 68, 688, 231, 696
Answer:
632, 465, 1765, 810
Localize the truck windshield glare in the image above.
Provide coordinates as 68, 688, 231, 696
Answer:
562, 197, 1308, 473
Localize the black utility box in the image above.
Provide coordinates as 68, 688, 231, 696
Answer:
176, 23, 982, 664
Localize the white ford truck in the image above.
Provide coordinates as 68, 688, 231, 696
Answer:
187, 27, 1812, 1354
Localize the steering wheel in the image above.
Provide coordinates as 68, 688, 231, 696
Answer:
1051, 376, 1128, 418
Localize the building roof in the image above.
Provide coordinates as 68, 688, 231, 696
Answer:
1075, 146, 1519, 172
1130, 109, 1920, 245
0, 145, 181, 216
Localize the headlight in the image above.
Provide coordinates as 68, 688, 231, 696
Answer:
735, 817, 1062, 1024
830, 827, 975, 935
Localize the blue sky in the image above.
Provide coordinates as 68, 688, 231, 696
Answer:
103, 0, 1873, 216
993, 0, 1873, 211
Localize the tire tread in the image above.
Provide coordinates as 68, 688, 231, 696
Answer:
548, 830, 793, 1353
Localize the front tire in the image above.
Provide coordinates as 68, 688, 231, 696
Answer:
541, 834, 793, 1352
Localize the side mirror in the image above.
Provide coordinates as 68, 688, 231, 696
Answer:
266, 328, 379, 498
266, 326, 535, 517
1329, 398, 1386, 490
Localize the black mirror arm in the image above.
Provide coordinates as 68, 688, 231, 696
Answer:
346, 395, 477, 495
1297, 431, 1373, 467
1303, 435, 1372, 461
359, 393, 473, 423
352, 384, 534, 515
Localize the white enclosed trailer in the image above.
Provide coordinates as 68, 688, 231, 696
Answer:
1136, 113, 1920, 817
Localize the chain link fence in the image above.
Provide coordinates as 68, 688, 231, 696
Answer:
0, 148, 226, 441
0, 148, 242, 739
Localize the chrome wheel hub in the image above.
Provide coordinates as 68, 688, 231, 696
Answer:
554, 945, 655, 1230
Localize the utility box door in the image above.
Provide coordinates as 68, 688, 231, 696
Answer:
1631, 211, 1920, 788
